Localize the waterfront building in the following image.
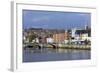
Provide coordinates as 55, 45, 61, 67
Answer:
53, 32, 68, 43
46, 37, 54, 43
71, 28, 76, 38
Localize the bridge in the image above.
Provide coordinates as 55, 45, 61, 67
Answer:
24, 43, 58, 50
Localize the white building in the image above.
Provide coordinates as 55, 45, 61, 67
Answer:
64, 40, 69, 44
71, 28, 76, 37
46, 38, 54, 43
32, 38, 39, 43
81, 33, 90, 41
35, 38, 39, 43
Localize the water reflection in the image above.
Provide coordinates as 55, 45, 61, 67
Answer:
23, 48, 90, 62
24, 47, 90, 53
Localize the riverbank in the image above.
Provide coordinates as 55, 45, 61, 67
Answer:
44, 44, 90, 50
24, 43, 91, 50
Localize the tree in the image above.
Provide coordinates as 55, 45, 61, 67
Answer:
28, 32, 37, 43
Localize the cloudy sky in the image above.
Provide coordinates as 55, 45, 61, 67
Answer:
23, 10, 91, 30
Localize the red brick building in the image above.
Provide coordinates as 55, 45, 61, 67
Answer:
53, 32, 68, 43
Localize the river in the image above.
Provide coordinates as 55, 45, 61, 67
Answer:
23, 48, 90, 62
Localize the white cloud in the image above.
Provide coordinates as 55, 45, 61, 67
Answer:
32, 16, 50, 22
78, 14, 87, 16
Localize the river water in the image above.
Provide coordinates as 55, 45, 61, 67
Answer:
23, 48, 90, 62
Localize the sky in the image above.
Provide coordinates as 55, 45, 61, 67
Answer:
23, 10, 91, 30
